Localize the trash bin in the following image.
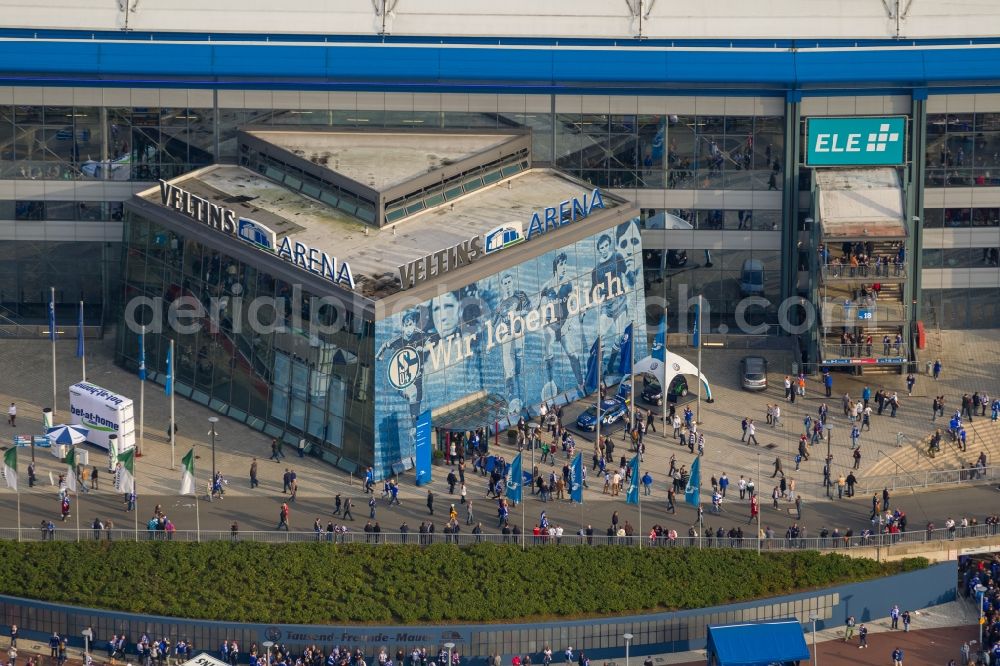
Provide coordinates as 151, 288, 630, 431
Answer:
791, 362, 799, 376
925, 361, 932, 375
42, 407, 53, 430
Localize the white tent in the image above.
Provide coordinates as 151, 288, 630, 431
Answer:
633, 350, 713, 402
181, 654, 228, 666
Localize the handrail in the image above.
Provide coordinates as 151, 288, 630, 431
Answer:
875, 448, 923, 484
9, 521, 1000, 549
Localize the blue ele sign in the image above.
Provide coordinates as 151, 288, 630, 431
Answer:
805, 116, 907, 166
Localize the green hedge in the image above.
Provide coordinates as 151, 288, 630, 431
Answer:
0, 542, 926, 624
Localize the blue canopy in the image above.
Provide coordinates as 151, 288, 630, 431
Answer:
707, 619, 810, 666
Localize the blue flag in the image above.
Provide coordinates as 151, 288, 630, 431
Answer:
164, 343, 173, 396
137, 330, 147, 381
570, 452, 583, 503
48, 295, 56, 342
506, 454, 523, 504
76, 301, 85, 358
684, 456, 701, 507
617, 323, 633, 376
626, 454, 640, 505
584, 337, 601, 394
652, 317, 666, 362
414, 409, 432, 486
692, 301, 701, 349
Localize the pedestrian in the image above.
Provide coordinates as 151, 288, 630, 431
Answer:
771, 457, 783, 478
906, 373, 916, 396
844, 615, 854, 643
269, 439, 280, 462
853, 448, 862, 470
7, 402, 15, 427
857, 623, 868, 648
901, 610, 910, 632
932, 359, 942, 380
297, 437, 306, 458
427, 489, 434, 515
277, 503, 290, 531
891, 647, 902, 666
747, 420, 759, 446
249, 458, 258, 489
890, 604, 900, 629
90, 466, 99, 490
342, 497, 354, 521
368, 496, 376, 519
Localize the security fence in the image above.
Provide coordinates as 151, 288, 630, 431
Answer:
5, 520, 999, 549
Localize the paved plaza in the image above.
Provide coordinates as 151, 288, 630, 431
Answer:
0, 328, 998, 537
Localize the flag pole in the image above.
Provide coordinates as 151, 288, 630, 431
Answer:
520, 468, 525, 552
139, 327, 146, 459
15, 482, 20, 543
134, 464, 139, 542
79, 301, 86, 383
696, 294, 703, 425
629, 324, 636, 455
191, 445, 200, 543
169, 339, 175, 469
637, 464, 643, 550
662, 310, 668, 436
50, 287, 57, 417
73, 447, 80, 542
596, 332, 602, 466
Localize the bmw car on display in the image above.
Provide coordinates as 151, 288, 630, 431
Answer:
618, 375, 689, 406
576, 398, 629, 431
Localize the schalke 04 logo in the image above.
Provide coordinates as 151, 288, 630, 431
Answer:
387, 346, 422, 390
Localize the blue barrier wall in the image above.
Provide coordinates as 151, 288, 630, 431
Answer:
0, 561, 955, 664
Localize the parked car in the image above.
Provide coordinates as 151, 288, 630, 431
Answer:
576, 397, 629, 431
739, 259, 765, 296
740, 355, 768, 391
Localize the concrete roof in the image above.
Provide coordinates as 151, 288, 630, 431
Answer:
140, 165, 623, 299
815, 168, 907, 240
4, 0, 997, 40
243, 130, 516, 192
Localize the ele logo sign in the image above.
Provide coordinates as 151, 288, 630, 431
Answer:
806, 116, 907, 166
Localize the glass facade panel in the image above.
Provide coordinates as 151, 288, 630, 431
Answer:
116, 214, 373, 465
926, 112, 1000, 187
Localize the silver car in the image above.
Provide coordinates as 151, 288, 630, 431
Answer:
740, 356, 768, 391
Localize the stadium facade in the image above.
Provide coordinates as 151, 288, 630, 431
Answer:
1, 1, 999, 470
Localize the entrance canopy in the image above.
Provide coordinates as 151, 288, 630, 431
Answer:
706, 620, 810, 666
432, 393, 509, 432
633, 349, 713, 402
815, 168, 907, 241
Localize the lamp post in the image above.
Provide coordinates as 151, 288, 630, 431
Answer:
82, 628, 93, 657
263, 641, 274, 666
208, 417, 219, 482
808, 614, 818, 666
976, 584, 988, 649
825, 422, 833, 461
623, 633, 633, 666
444, 642, 455, 666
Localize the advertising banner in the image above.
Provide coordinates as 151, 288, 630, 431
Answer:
414, 409, 432, 486
372, 218, 648, 479
68, 382, 136, 451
